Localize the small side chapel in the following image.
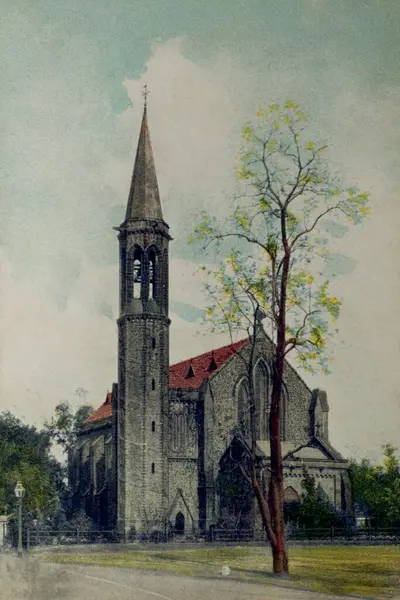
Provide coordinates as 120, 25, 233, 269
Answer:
69, 102, 351, 537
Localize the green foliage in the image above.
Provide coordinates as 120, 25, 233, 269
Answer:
297, 472, 343, 529
64, 509, 96, 534
44, 401, 93, 454
349, 444, 400, 528
191, 101, 371, 374
0, 411, 65, 519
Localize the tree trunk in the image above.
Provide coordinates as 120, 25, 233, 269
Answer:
252, 470, 288, 574
269, 332, 288, 573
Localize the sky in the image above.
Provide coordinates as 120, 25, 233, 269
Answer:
1, 0, 399, 462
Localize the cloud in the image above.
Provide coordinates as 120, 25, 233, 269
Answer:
0, 249, 226, 426
0, 252, 118, 425
1, 31, 399, 463
119, 39, 242, 226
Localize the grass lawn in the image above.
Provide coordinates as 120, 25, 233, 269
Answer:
44, 545, 400, 598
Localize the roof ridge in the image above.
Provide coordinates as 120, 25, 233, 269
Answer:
170, 337, 249, 368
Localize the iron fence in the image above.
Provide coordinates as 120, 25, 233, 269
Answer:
4, 526, 400, 550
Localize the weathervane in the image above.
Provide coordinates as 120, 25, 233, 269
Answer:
142, 84, 150, 108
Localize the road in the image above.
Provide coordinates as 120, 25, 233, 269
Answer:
1, 553, 361, 600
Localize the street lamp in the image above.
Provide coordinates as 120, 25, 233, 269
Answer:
14, 481, 25, 557
32, 518, 39, 548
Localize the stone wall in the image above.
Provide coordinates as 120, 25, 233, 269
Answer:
167, 390, 199, 530
116, 221, 170, 535
201, 332, 314, 526
199, 330, 349, 529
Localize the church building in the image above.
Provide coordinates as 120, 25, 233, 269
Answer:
69, 103, 351, 538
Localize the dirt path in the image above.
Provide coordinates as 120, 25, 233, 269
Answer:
0, 552, 374, 600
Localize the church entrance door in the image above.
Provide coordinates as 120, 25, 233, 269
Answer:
175, 512, 185, 535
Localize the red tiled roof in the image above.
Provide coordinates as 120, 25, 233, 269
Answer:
86, 391, 112, 423
86, 339, 249, 423
169, 338, 248, 389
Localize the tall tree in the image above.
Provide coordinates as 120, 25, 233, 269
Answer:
349, 444, 400, 528
297, 472, 343, 529
44, 400, 93, 455
191, 101, 370, 573
0, 411, 65, 521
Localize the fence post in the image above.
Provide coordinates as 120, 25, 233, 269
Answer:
27, 528, 30, 551
76, 528, 80, 544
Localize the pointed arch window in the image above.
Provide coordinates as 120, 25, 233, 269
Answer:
128, 246, 143, 299
254, 361, 269, 440
148, 247, 157, 300
172, 410, 187, 452
264, 376, 287, 441
237, 379, 250, 437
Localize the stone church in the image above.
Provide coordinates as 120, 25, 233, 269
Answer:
69, 104, 351, 537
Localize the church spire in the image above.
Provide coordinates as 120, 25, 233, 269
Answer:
125, 89, 163, 222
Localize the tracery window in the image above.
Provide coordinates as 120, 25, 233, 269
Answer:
236, 360, 289, 441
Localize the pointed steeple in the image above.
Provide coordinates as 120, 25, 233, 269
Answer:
125, 103, 163, 222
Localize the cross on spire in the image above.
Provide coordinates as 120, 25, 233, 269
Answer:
142, 84, 150, 108
124, 84, 163, 221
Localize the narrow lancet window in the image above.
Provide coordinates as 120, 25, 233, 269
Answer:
148, 248, 156, 300
132, 248, 143, 299
255, 361, 269, 440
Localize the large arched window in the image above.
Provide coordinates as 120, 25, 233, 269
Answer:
253, 361, 287, 441
267, 385, 288, 441
237, 379, 250, 437
254, 360, 270, 439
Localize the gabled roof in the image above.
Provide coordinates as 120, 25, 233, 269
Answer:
310, 388, 329, 413
85, 392, 112, 423
85, 339, 249, 424
256, 437, 345, 463
169, 338, 249, 390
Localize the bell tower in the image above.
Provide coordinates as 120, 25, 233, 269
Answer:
115, 95, 171, 537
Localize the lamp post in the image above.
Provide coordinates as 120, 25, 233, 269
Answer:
14, 481, 25, 557
33, 518, 38, 548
